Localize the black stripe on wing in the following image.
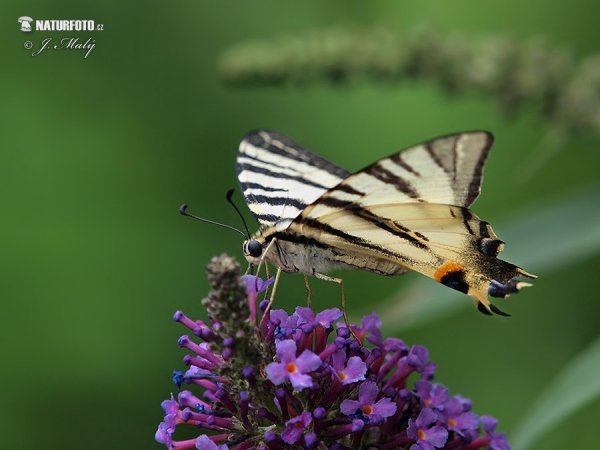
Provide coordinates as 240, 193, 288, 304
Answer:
242, 130, 351, 179
246, 194, 308, 211
313, 196, 429, 250
237, 160, 333, 191
271, 218, 417, 266
365, 162, 421, 199
390, 152, 421, 176
423, 132, 494, 207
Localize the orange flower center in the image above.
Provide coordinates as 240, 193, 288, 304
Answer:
418, 429, 426, 440
337, 371, 347, 380
362, 405, 373, 415
286, 363, 298, 373
449, 418, 457, 427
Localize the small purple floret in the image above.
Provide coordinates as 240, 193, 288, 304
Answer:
407, 407, 449, 450
241, 274, 274, 295
341, 381, 397, 419
266, 339, 321, 390
282, 411, 312, 444
332, 350, 367, 384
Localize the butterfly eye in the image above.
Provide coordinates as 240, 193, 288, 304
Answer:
247, 240, 262, 257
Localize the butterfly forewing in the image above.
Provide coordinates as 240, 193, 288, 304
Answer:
237, 130, 350, 227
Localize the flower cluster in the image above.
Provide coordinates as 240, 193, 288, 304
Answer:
156, 254, 510, 450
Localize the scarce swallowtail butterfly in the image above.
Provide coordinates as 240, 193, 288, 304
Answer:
237, 130, 536, 322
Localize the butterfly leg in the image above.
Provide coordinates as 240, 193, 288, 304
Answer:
259, 267, 282, 329
304, 275, 312, 308
313, 272, 356, 337
262, 264, 272, 300
254, 237, 278, 295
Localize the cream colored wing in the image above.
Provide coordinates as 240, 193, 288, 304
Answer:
333, 131, 494, 209
291, 132, 535, 314
295, 201, 534, 314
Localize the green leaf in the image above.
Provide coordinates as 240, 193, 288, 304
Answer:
510, 335, 600, 450
353, 186, 600, 332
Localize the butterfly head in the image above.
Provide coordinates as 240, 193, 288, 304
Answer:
242, 234, 266, 265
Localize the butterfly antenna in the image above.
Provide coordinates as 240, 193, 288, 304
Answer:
179, 204, 246, 238
226, 188, 252, 239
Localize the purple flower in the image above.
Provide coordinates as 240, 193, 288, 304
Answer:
195, 435, 228, 450
155, 394, 179, 446
156, 255, 513, 450
242, 275, 274, 322
407, 407, 449, 450
415, 380, 449, 410
241, 274, 274, 295
437, 397, 479, 435
295, 306, 342, 329
481, 415, 511, 450
269, 309, 301, 339
281, 411, 312, 444
266, 339, 321, 390
353, 312, 383, 345
406, 345, 430, 372
332, 349, 366, 384
341, 381, 397, 420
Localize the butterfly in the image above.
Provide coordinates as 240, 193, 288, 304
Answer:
236, 130, 536, 324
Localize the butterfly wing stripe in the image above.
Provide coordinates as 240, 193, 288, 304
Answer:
459, 207, 475, 235
365, 163, 421, 199
275, 219, 417, 266
423, 140, 456, 175
308, 196, 429, 249
237, 160, 332, 191
239, 152, 335, 185
334, 183, 366, 196
239, 182, 286, 193
243, 130, 351, 179
245, 194, 308, 212
252, 212, 279, 224
389, 152, 421, 176
461, 136, 493, 207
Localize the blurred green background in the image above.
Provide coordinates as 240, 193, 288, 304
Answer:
2, 2, 600, 449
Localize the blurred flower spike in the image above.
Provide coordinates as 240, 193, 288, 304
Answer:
156, 254, 510, 449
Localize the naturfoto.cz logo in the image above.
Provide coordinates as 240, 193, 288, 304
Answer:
18, 17, 103, 32
20, 16, 104, 59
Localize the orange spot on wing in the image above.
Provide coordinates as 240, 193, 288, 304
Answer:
434, 262, 464, 282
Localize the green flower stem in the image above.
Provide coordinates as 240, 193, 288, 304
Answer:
219, 27, 600, 137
